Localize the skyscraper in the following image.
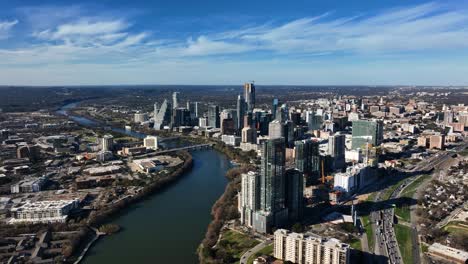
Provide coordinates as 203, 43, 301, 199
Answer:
187, 101, 199, 119
329, 133, 346, 171
101, 135, 114, 151
269, 120, 284, 139
172, 92, 179, 109
351, 120, 383, 149
244, 82, 255, 112
285, 168, 304, 222
239, 171, 260, 227
208, 105, 220, 128
154, 99, 172, 130
294, 139, 320, 185
272, 98, 279, 120
236, 94, 246, 132
253, 137, 288, 233
242, 126, 257, 144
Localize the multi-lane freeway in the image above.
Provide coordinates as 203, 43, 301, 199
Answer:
370, 141, 468, 264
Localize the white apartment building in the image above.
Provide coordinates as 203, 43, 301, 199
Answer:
274, 229, 350, 264
9, 200, 79, 224
239, 171, 259, 227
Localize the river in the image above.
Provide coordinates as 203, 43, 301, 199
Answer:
58, 102, 232, 263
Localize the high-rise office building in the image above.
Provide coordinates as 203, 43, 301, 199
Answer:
294, 139, 320, 184
253, 137, 288, 233
173, 108, 191, 127
153, 102, 159, 118
351, 120, 383, 149
242, 126, 257, 144
154, 99, 172, 130
274, 229, 350, 264
239, 171, 260, 227
285, 169, 304, 222
236, 94, 246, 131
329, 133, 346, 171
208, 105, 220, 128
172, 92, 179, 109
187, 101, 199, 119
244, 82, 256, 112
284, 120, 294, 148
221, 118, 236, 135
308, 112, 323, 131
272, 98, 279, 120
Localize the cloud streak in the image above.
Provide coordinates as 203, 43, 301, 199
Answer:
0, 1, 468, 85
0, 20, 18, 39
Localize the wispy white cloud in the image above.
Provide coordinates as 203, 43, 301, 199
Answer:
0, 20, 18, 39
1, 1, 468, 85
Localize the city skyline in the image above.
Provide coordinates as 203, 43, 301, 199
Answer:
1, 0, 468, 85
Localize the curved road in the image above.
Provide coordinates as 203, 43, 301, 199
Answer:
240, 241, 272, 264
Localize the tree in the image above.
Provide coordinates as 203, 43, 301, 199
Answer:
292, 223, 304, 233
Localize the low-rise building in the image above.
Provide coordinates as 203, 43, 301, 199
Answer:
428, 243, 468, 264
9, 200, 79, 224
11, 177, 48, 193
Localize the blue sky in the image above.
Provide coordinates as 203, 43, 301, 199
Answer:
1, 0, 468, 86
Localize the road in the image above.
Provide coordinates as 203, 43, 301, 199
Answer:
370, 141, 468, 264
239, 240, 272, 264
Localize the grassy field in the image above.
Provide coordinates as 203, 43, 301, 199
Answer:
247, 244, 273, 264
349, 237, 362, 251
361, 216, 374, 252
395, 206, 411, 222
444, 221, 468, 236
395, 224, 413, 264
395, 175, 430, 222
217, 230, 260, 264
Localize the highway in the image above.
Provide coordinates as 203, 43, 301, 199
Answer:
370, 141, 468, 264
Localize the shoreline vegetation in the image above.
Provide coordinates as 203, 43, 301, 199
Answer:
69, 150, 193, 263
198, 143, 256, 264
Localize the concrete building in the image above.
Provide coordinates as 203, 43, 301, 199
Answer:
11, 177, 48, 193
274, 229, 350, 264
239, 171, 260, 227
333, 164, 373, 194
101, 134, 114, 151
221, 135, 241, 146
9, 200, 79, 224
269, 120, 284, 139
429, 134, 445, 149
134, 113, 148, 123
428, 243, 468, 264
143, 136, 159, 150
199, 117, 208, 128
242, 126, 257, 144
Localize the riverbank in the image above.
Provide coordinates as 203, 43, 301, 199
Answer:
69, 150, 193, 263
197, 144, 256, 264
